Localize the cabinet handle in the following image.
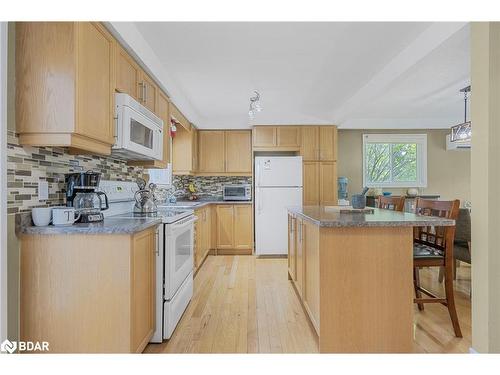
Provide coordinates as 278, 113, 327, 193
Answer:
138, 82, 144, 102
155, 228, 160, 256
144, 82, 148, 102
290, 218, 295, 233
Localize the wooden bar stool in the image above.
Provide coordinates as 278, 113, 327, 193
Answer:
413, 198, 462, 337
377, 195, 405, 212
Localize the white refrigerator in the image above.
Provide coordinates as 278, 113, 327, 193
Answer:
255, 156, 303, 255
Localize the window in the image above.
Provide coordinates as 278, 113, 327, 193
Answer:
363, 134, 427, 188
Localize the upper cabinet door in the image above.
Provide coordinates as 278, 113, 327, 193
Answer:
115, 45, 140, 100
225, 131, 252, 173
319, 126, 338, 161
198, 131, 225, 173
277, 126, 301, 148
157, 91, 170, 165
301, 126, 320, 160
76, 22, 115, 145
139, 72, 158, 114
253, 126, 276, 147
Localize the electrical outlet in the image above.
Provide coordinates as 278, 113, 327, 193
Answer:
38, 181, 49, 201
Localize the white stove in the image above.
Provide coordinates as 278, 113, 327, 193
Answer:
100, 180, 195, 342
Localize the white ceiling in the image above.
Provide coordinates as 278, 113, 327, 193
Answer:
117, 22, 470, 129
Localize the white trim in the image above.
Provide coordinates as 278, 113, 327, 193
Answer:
0, 22, 8, 342
362, 133, 428, 188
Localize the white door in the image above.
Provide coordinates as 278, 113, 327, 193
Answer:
255, 156, 303, 187
255, 187, 303, 255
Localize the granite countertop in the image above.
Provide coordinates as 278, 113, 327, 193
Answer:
287, 206, 455, 228
16, 213, 162, 235
163, 198, 253, 209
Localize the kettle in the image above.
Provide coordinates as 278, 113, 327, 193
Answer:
134, 179, 158, 214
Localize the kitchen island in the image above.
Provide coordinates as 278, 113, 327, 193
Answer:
286, 206, 454, 353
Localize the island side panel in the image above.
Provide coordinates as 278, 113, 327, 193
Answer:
319, 226, 414, 353
20, 234, 132, 353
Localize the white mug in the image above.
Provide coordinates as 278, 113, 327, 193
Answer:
52, 207, 81, 226
32, 207, 52, 226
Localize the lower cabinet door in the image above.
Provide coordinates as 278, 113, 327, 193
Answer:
131, 228, 155, 352
303, 220, 320, 333
233, 204, 253, 250
216, 205, 234, 249
288, 214, 297, 280
295, 217, 304, 298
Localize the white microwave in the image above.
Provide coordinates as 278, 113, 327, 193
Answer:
112, 93, 164, 160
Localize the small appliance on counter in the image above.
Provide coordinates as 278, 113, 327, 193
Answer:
65, 170, 109, 222
222, 184, 252, 201
134, 178, 158, 214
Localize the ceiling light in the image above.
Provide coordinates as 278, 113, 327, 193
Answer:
248, 91, 262, 120
450, 86, 471, 142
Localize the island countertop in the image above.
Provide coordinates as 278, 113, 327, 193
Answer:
287, 205, 455, 228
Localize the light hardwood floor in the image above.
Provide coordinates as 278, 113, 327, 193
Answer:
145, 256, 471, 354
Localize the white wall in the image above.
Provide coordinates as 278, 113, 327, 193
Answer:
470, 22, 500, 353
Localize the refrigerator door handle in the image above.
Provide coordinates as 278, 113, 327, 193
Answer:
258, 188, 263, 214
255, 160, 261, 187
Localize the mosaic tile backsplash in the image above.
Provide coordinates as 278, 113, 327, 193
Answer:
7, 130, 253, 214
6, 130, 149, 214
171, 175, 252, 199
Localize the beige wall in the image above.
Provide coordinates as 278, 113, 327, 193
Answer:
337, 129, 471, 205
470, 22, 500, 353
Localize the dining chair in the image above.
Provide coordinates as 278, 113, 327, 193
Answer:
377, 195, 405, 212
413, 198, 462, 337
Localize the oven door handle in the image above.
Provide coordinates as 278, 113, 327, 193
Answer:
171, 216, 198, 231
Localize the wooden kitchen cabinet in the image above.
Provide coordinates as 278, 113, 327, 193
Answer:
319, 161, 338, 206
115, 44, 141, 100
216, 205, 235, 250
253, 126, 301, 150
303, 162, 320, 205
225, 131, 252, 173
216, 204, 253, 254
16, 22, 115, 155
139, 71, 158, 114
288, 214, 297, 281
302, 219, 320, 333
172, 103, 198, 175
20, 227, 157, 353
277, 126, 301, 148
131, 228, 156, 352
295, 217, 305, 298
319, 126, 338, 161
197, 130, 252, 175
287, 217, 319, 334
301, 126, 320, 160
198, 131, 225, 172
303, 161, 338, 206
194, 205, 211, 272
300, 125, 337, 161
233, 205, 253, 249
253, 126, 276, 147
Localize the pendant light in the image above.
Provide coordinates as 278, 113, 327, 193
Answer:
450, 85, 471, 142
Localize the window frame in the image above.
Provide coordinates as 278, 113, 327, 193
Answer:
362, 133, 427, 188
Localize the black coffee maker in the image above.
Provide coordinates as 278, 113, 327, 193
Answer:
65, 170, 109, 223
65, 170, 102, 207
